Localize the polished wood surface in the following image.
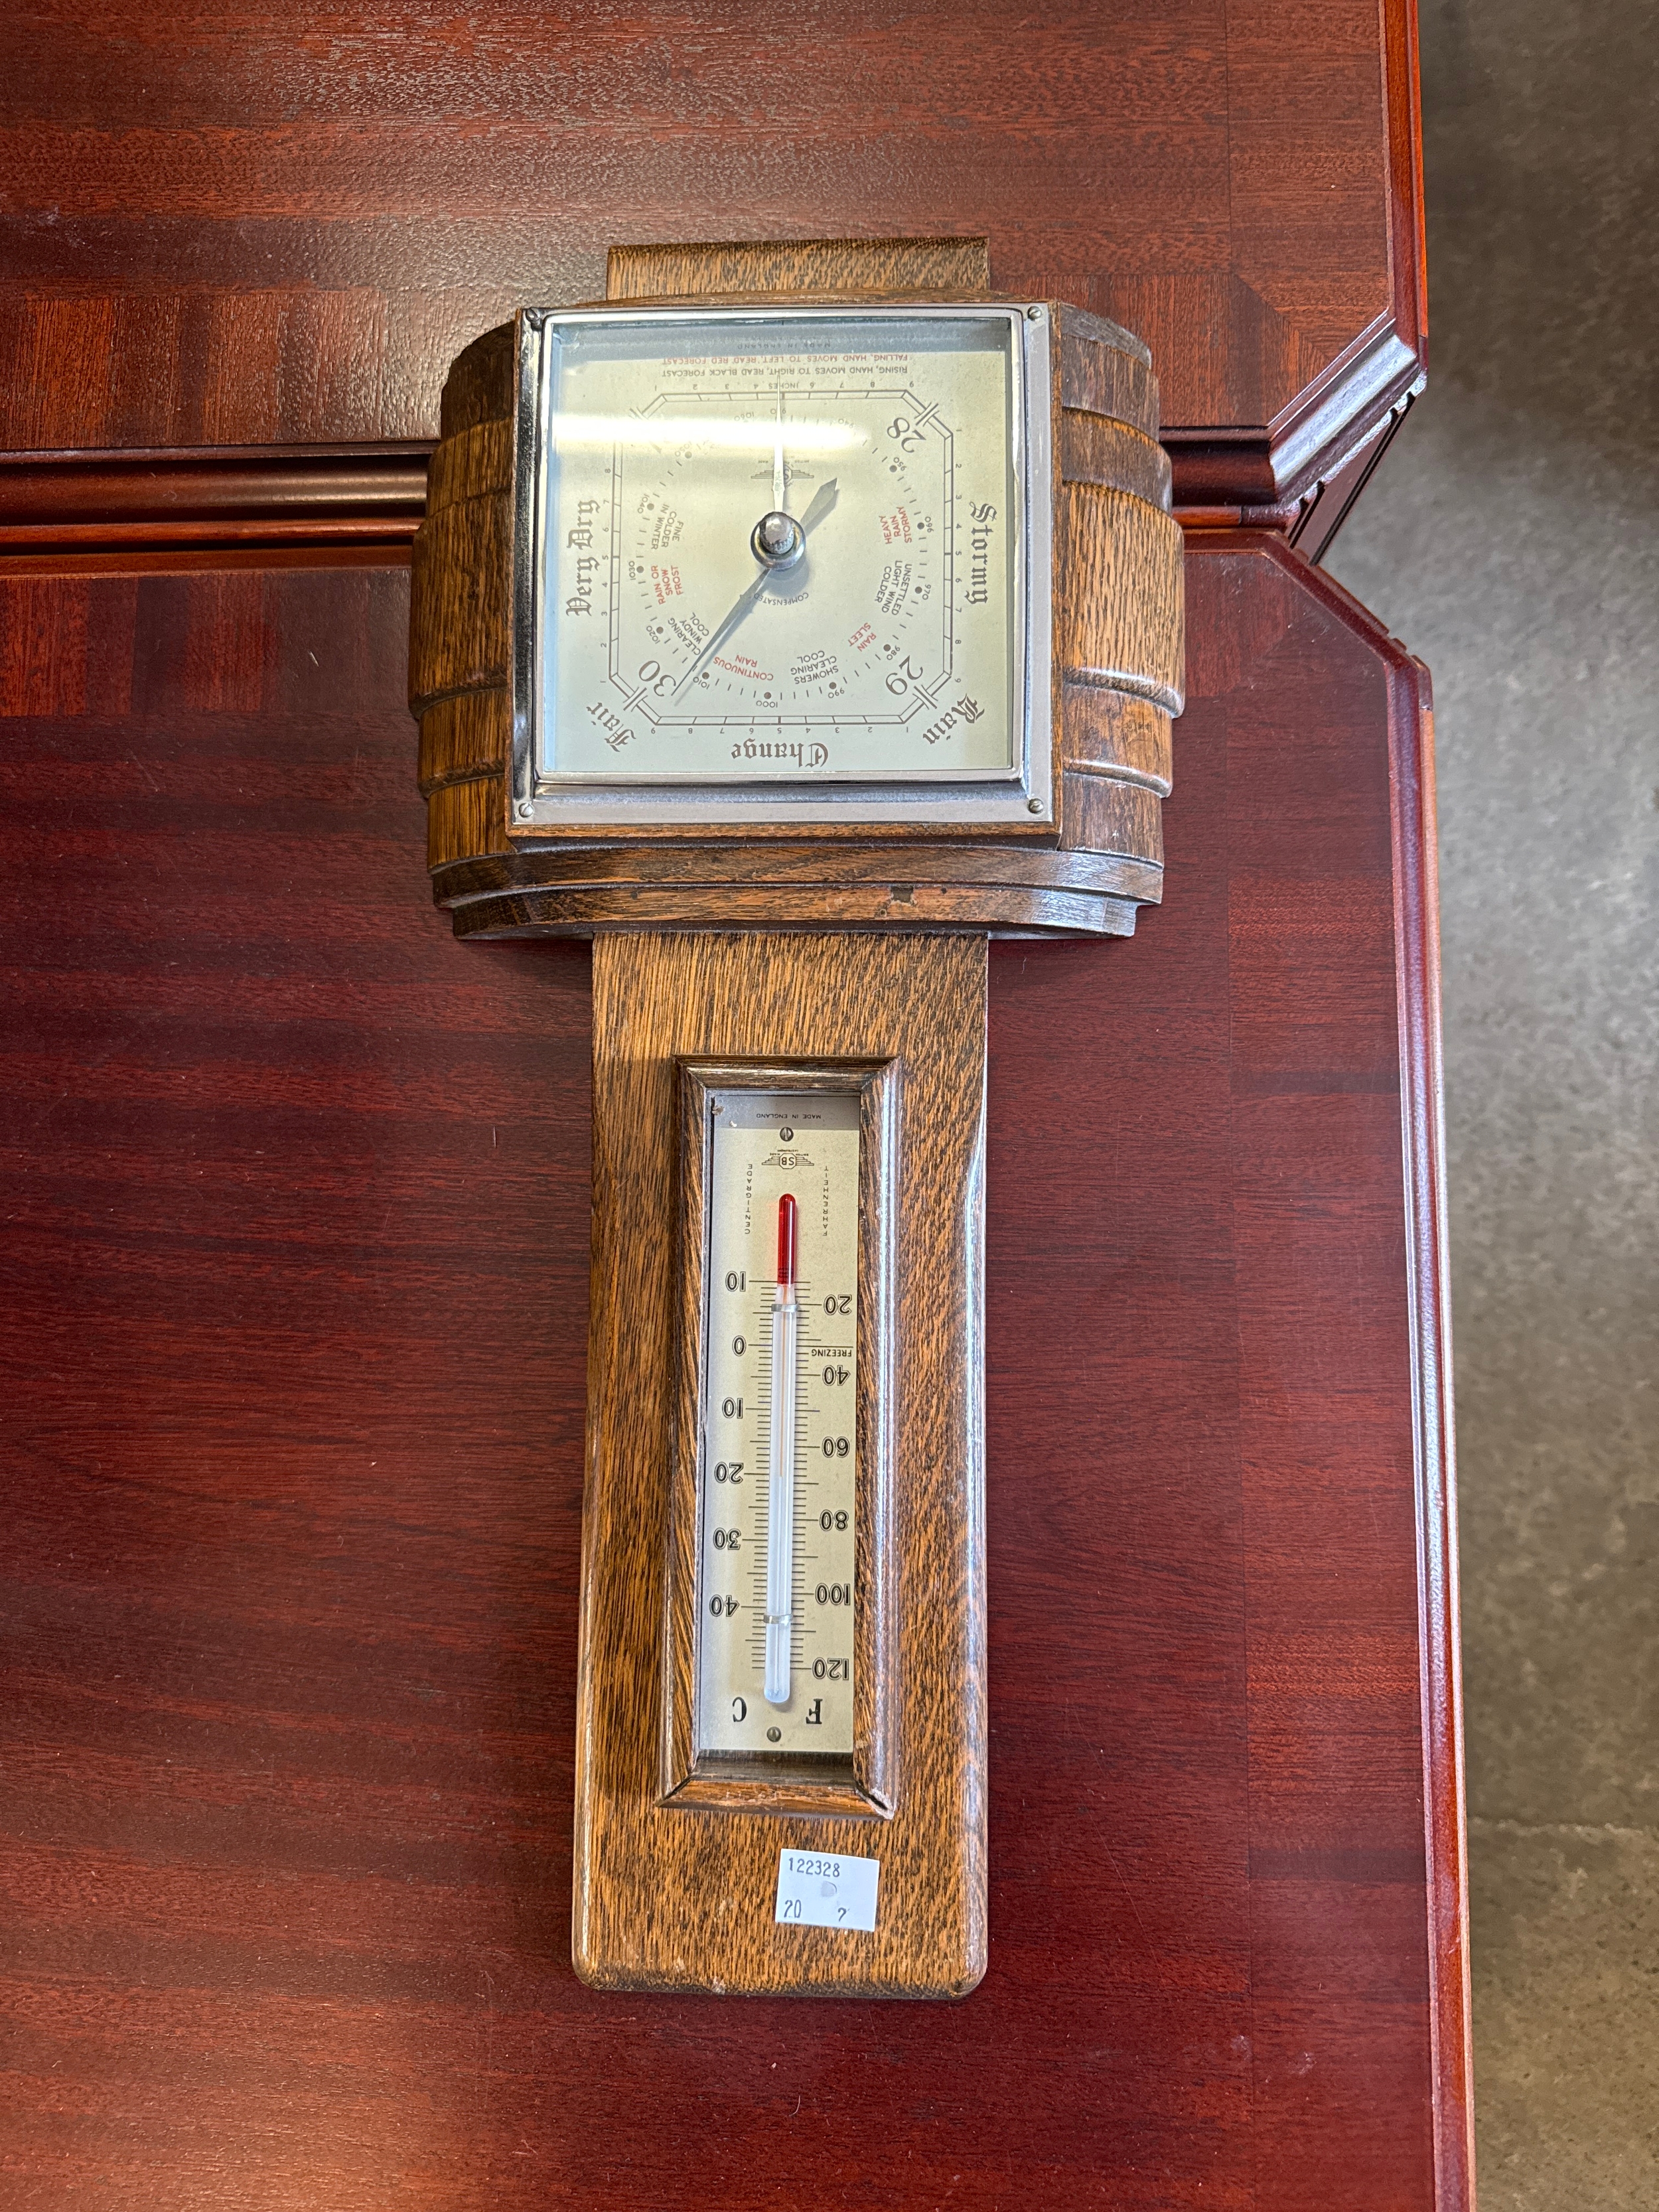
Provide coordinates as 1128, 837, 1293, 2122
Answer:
0, 535, 1469, 2205
0, 446, 429, 556
607, 235, 993, 302
579, 936, 986, 1996
0, 1, 1424, 507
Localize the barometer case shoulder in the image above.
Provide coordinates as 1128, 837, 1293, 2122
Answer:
409, 256, 1182, 941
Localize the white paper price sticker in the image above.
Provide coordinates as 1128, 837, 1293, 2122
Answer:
774, 1849, 880, 1932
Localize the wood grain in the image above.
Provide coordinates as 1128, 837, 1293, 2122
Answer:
1058, 317, 1160, 440
1057, 774, 1164, 869
607, 236, 991, 300
0, 537, 1469, 2203
425, 775, 510, 871
577, 933, 987, 1997
0, 1, 1424, 502
416, 688, 511, 798
1060, 686, 1174, 796
438, 326, 518, 443
448, 879, 1147, 940
1056, 483, 1185, 711
431, 840, 1159, 901
1060, 411, 1173, 509
0, 445, 427, 554
405, 477, 510, 713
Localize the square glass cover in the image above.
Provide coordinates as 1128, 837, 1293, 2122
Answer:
529, 305, 1037, 799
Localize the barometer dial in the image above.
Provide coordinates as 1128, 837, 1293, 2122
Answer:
536, 307, 1025, 784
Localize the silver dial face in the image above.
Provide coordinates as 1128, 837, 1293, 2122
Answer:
532, 306, 1031, 796
697, 1089, 859, 1761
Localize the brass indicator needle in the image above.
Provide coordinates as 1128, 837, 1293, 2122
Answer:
673, 477, 839, 699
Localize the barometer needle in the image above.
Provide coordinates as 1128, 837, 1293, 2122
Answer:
773, 390, 787, 515
674, 477, 839, 698
764, 1193, 800, 1708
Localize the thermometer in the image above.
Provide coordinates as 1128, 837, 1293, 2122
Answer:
697, 1088, 859, 1759
764, 1193, 800, 1706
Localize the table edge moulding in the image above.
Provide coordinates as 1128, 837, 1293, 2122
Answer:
0, 0, 1427, 560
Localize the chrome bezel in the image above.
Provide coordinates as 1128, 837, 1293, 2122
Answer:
509, 302, 1053, 830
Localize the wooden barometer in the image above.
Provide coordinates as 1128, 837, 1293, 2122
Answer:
409, 236, 1183, 1998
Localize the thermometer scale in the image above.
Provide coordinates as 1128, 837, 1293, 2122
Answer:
697, 1088, 859, 1761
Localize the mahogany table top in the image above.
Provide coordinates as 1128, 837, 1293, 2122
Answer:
0, 0, 1423, 509
0, 4, 1465, 2196
0, 536, 1469, 2209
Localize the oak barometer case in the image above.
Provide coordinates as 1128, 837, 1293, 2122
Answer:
409, 235, 1184, 1998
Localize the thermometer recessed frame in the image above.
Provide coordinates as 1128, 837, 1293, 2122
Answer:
664, 1057, 897, 1820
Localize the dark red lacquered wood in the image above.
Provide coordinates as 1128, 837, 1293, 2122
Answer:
0, 540, 1468, 2207
0, 447, 429, 554
0, 1, 1423, 502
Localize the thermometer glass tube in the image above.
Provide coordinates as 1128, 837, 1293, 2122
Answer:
697, 1089, 859, 1760
764, 1192, 800, 1706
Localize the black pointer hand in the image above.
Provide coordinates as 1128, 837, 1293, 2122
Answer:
674, 478, 839, 698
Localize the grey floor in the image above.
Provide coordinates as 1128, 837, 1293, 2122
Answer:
1324, 2, 1658, 2202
